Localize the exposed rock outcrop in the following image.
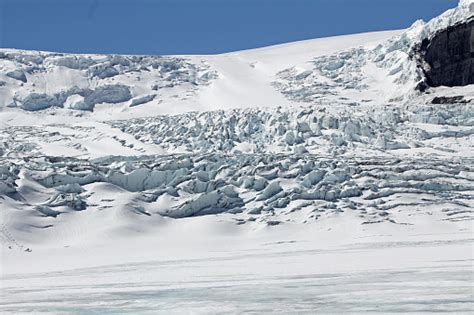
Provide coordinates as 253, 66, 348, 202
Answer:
417, 18, 474, 87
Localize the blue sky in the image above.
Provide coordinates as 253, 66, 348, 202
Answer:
0, 0, 458, 55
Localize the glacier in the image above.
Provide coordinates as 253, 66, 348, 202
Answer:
0, 1, 473, 314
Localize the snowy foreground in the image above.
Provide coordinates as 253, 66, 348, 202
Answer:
2, 222, 473, 313
1, 1, 474, 314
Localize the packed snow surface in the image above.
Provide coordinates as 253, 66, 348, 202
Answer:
1, 1, 473, 313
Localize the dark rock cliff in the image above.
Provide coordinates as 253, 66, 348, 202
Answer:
415, 17, 474, 88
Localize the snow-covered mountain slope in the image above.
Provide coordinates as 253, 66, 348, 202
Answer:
0, 30, 401, 118
0, 0, 472, 247
1, 1, 473, 313
0, 1, 472, 118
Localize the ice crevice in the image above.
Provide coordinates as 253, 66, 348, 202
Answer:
1, 153, 472, 226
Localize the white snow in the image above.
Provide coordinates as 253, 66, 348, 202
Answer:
0, 1, 473, 313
